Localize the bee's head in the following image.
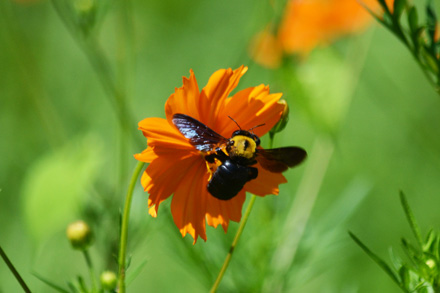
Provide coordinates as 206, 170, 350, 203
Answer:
231, 130, 260, 146
227, 116, 263, 147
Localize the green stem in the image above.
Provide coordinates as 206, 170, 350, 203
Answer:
116, 0, 135, 197
50, 0, 132, 131
210, 194, 257, 293
82, 250, 97, 292
374, 2, 440, 94
0, 245, 31, 293
210, 131, 279, 292
118, 161, 145, 293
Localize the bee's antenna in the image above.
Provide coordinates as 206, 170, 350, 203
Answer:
228, 116, 242, 130
249, 123, 265, 133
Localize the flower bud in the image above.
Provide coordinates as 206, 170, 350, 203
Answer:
100, 271, 117, 291
426, 259, 436, 269
73, 0, 97, 36
270, 99, 289, 136
74, 0, 95, 13
66, 220, 93, 250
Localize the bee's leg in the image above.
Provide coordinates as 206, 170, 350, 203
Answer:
214, 148, 229, 162
248, 166, 258, 179
204, 147, 228, 163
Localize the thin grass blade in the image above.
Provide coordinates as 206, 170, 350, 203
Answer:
32, 272, 70, 293
349, 231, 406, 291
399, 191, 423, 248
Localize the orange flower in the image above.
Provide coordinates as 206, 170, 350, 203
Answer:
279, 0, 386, 55
251, 0, 393, 67
134, 66, 288, 243
249, 26, 283, 69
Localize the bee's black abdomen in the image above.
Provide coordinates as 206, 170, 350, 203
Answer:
207, 160, 258, 200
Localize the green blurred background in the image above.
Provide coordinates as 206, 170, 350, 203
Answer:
1, 0, 440, 292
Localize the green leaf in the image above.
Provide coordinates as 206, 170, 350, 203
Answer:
400, 192, 424, 248
67, 282, 79, 293
407, 6, 419, 33
433, 236, 440, 260
357, 0, 388, 27
423, 229, 436, 253
349, 232, 405, 291
401, 238, 419, 263
32, 272, 70, 293
426, 3, 437, 34
126, 259, 148, 285
76, 275, 87, 293
389, 247, 403, 270
22, 135, 102, 242
426, 3, 438, 54
420, 46, 439, 74
392, 0, 406, 22
411, 27, 425, 55
418, 285, 430, 293
399, 266, 410, 290
377, 0, 392, 16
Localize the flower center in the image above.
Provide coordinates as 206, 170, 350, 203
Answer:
202, 147, 229, 181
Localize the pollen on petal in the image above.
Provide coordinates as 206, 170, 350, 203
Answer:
149, 204, 158, 217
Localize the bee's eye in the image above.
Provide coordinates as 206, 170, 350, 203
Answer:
244, 140, 250, 150
253, 135, 260, 146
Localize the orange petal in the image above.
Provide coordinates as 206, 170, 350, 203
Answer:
134, 146, 158, 163
165, 69, 202, 124
244, 163, 287, 196
199, 66, 248, 127
215, 85, 284, 138
138, 117, 194, 150
278, 0, 329, 54
170, 159, 210, 243
278, 0, 391, 55
206, 190, 246, 232
142, 153, 201, 217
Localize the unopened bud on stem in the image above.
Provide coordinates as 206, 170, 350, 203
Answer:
66, 220, 93, 250
270, 99, 289, 137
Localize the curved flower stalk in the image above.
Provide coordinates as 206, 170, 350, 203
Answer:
363, 0, 440, 95
134, 66, 290, 243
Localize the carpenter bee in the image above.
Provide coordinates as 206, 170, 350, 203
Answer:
172, 113, 307, 200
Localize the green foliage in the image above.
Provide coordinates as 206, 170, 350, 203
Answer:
22, 135, 102, 242
351, 192, 440, 292
368, 0, 440, 93
290, 49, 355, 133
1, 0, 440, 292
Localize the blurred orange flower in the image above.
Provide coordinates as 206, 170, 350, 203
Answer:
251, 0, 393, 67
134, 66, 287, 243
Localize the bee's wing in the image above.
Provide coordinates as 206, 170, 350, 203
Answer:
172, 113, 228, 152
256, 147, 307, 173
